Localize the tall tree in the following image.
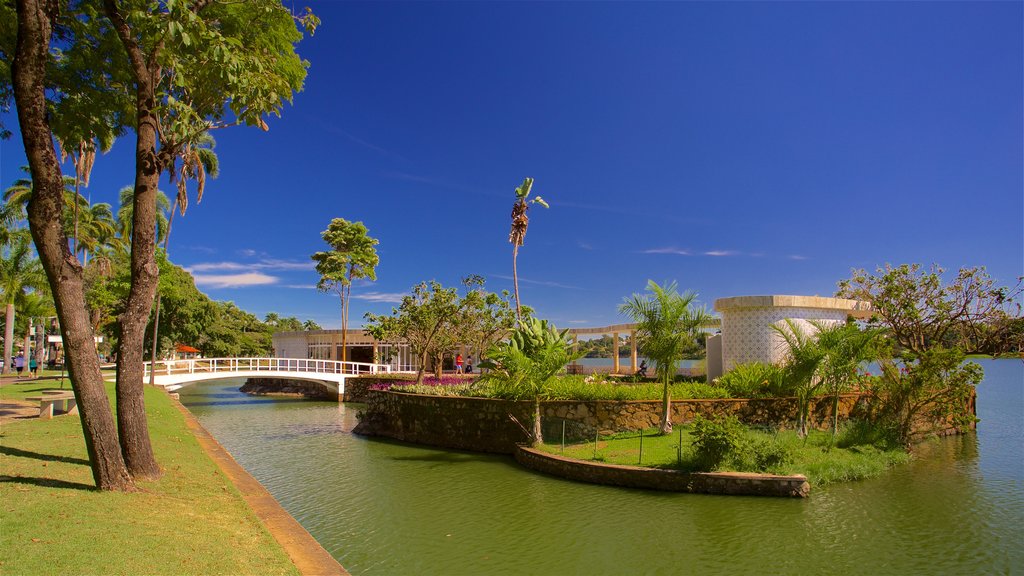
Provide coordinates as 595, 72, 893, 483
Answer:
365, 281, 461, 385
619, 280, 712, 434
9, 0, 134, 490
149, 131, 219, 386
507, 177, 547, 323
5, 0, 316, 487
312, 219, 379, 363
1, 233, 45, 373
478, 317, 579, 446
837, 264, 1021, 445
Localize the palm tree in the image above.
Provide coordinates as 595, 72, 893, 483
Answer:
75, 202, 118, 265
619, 280, 712, 434
148, 131, 220, 382
57, 135, 116, 256
4, 167, 82, 230
18, 290, 55, 372
478, 317, 580, 446
775, 319, 879, 439
507, 177, 548, 323
1, 234, 46, 374
117, 185, 171, 245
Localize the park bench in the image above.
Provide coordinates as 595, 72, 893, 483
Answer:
24, 391, 78, 419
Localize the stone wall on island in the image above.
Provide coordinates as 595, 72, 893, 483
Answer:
514, 446, 811, 498
353, 389, 872, 452
354, 388, 974, 452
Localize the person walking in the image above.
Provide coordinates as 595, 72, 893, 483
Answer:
455, 353, 464, 374
29, 356, 38, 377
14, 352, 25, 376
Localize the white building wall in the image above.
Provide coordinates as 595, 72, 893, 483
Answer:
715, 296, 871, 373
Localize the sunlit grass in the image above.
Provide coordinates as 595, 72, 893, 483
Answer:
0, 381, 298, 575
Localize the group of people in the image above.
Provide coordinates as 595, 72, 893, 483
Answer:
7, 352, 39, 378
454, 353, 473, 374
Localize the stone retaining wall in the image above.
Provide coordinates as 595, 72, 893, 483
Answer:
354, 389, 973, 453
514, 446, 810, 498
240, 378, 336, 400
353, 391, 534, 453
353, 389, 870, 452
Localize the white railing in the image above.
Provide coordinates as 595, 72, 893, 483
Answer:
143, 357, 393, 379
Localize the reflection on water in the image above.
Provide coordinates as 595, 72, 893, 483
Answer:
180, 359, 1024, 575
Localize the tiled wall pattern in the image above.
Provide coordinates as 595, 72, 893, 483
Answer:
721, 306, 847, 371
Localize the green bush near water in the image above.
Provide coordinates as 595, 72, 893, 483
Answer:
714, 361, 792, 398
541, 418, 911, 486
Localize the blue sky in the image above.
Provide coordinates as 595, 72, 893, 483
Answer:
2, 1, 1022, 330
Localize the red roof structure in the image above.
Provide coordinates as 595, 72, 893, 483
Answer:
175, 344, 200, 354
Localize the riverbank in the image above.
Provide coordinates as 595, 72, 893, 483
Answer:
0, 380, 338, 575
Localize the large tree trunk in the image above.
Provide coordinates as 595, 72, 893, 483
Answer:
3, 303, 13, 374
112, 92, 162, 480
12, 0, 134, 491
105, 0, 162, 480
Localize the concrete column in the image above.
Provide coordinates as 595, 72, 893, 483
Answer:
329, 332, 338, 361
612, 332, 620, 374
630, 331, 638, 372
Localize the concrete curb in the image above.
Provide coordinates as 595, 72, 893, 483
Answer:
169, 394, 348, 575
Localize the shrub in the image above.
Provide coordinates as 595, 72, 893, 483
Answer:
690, 414, 745, 470
715, 362, 790, 398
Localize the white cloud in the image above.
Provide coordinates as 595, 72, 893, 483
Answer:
352, 291, 407, 303
491, 274, 583, 290
193, 272, 278, 289
284, 284, 318, 290
703, 250, 738, 257
788, 255, 809, 261
188, 259, 313, 272
641, 247, 691, 256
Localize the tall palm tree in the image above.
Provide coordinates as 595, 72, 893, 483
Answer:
4, 167, 81, 229
57, 139, 100, 256
1, 234, 46, 374
620, 280, 712, 434
117, 185, 171, 245
149, 132, 219, 383
75, 202, 118, 265
774, 319, 879, 439
507, 177, 548, 324
18, 290, 55, 372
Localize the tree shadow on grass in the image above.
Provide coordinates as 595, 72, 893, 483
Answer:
0, 445, 91, 466
0, 475, 95, 491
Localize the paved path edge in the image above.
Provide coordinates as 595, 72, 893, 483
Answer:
169, 394, 349, 576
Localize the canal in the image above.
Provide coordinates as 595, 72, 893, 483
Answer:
179, 359, 1023, 575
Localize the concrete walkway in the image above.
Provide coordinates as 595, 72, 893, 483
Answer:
170, 397, 349, 576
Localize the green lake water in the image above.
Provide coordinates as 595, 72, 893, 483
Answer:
178, 359, 1023, 575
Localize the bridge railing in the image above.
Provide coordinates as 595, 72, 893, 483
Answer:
143, 357, 393, 379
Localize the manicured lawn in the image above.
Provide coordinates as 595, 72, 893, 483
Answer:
540, 424, 911, 487
0, 381, 299, 575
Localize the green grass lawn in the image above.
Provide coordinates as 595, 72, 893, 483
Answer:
0, 381, 299, 575
540, 424, 911, 487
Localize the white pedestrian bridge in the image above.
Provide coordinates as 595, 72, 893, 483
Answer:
142, 357, 395, 398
